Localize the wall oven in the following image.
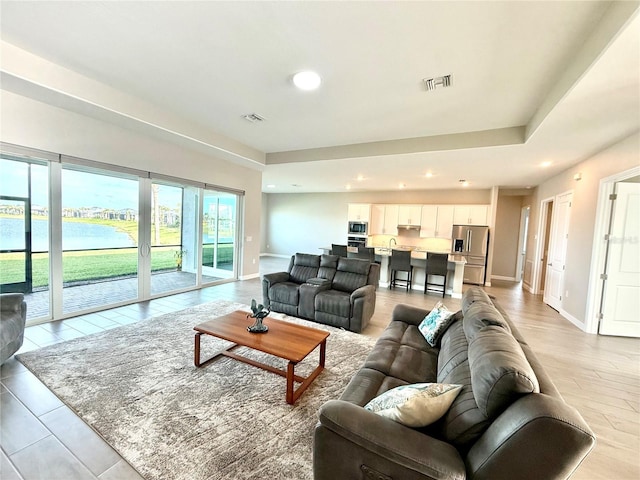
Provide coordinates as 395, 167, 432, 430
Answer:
348, 221, 368, 235
348, 236, 367, 248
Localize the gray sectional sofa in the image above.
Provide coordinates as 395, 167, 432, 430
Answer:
1, 293, 27, 364
314, 287, 595, 480
262, 253, 379, 333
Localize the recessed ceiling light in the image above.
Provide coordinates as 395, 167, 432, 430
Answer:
266, 184, 276, 188
399, 183, 406, 189
346, 184, 351, 190
293, 71, 321, 90
541, 161, 552, 168
459, 179, 469, 187
356, 175, 365, 181
425, 172, 433, 178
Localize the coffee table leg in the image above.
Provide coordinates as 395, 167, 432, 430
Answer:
194, 333, 202, 367
286, 362, 295, 405
320, 339, 326, 367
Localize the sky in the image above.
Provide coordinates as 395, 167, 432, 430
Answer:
1, 159, 182, 211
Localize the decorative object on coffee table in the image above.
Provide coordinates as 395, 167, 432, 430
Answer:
247, 299, 270, 333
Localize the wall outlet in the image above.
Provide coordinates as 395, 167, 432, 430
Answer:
246, 236, 252, 242
252, 258, 256, 264
565, 290, 569, 298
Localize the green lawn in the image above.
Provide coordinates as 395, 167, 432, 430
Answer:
0, 245, 235, 287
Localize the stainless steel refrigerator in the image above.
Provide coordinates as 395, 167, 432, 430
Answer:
451, 225, 489, 285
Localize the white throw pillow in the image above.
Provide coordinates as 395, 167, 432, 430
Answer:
418, 301, 454, 346
364, 383, 463, 427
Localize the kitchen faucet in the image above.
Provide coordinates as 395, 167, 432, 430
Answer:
389, 238, 397, 249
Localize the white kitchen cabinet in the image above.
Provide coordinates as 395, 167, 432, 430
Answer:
347, 203, 370, 222
453, 205, 489, 225
419, 205, 438, 237
398, 205, 422, 226
420, 205, 455, 238
435, 205, 455, 238
370, 204, 399, 235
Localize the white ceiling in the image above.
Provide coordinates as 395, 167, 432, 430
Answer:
1, 1, 639, 193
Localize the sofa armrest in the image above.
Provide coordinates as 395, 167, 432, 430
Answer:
350, 285, 376, 332
392, 303, 430, 327
0, 293, 26, 314
262, 272, 291, 306
315, 400, 465, 480
299, 279, 332, 319
466, 394, 596, 480
306, 277, 332, 287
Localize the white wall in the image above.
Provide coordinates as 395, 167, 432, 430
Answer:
528, 131, 640, 328
0, 90, 263, 277
264, 189, 491, 256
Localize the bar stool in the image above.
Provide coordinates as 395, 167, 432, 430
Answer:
355, 246, 376, 263
331, 244, 348, 257
424, 252, 448, 297
389, 249, 412, 291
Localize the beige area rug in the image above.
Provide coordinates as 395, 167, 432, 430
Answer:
16, 300, 376, 480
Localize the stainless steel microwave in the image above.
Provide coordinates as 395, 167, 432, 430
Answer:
348, 221, 368, 235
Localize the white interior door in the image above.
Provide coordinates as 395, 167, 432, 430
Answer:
599, 182, 640, 337
544, 192, 572, 311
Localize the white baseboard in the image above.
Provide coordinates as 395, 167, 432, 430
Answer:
491, 275, 517, 282
260, 253, 290, 258
559, 307, 589, 333
240, 273, 261, 280
522, 283, 535, 294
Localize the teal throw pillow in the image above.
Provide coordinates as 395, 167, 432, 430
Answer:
418, 302, 456, 346
364, 383, 463, 427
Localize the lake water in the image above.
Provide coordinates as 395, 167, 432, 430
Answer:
0, 217, 136, 251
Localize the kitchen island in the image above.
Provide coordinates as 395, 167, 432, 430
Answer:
319, 247, 466, 298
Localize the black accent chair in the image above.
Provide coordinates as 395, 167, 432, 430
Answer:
331, 244, 348, 257
389, 249, 412, 291
424, 252, 448, 297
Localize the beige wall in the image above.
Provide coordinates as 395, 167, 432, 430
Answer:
527, 131, 640, 327
492, 194, 525, 279
264, 190, 492, 256
0, 90, 263, 277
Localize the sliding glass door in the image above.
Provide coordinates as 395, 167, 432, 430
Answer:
202, 189, 238, 283
1, 145, 243, 323
149, 182, 199, 296
61, 167, 139, 315
0, 156, 50, 320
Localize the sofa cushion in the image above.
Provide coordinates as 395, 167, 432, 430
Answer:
463, 302, 511, 342
468, 325, 540, 418
269, 282, 301, 306
289, 253, 321, 284
331, 258, 370, 293
364, 383, 463, 428
315, 290, 351, 318
437, 320, 491, 447
461, 287, 493, 313
318, 254, 339, 281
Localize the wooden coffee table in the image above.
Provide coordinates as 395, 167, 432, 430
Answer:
194, 310, 330, 405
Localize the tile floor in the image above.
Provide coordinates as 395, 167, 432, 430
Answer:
1, 256, 638, 479
1, 258, 288, 480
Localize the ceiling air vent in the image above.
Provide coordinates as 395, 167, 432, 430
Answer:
423, 75, 452, 91
242, 113, 266, 123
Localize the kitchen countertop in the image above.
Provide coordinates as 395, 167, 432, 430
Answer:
320, 246, 466, 264
372, 247, 466, 264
